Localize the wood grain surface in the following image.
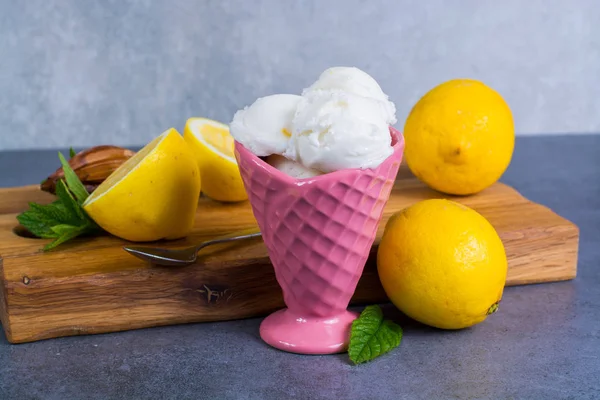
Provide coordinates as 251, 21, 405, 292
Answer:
0, 166, 579, 343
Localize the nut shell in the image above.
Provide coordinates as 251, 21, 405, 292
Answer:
41, 145, 135, 194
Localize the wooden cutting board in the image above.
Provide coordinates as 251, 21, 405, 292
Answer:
0, 166, 579, 344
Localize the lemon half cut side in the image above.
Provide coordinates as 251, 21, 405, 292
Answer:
183, 117, 248, 203
83, 128, 201, 242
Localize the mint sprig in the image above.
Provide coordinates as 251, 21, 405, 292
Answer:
57, 152, 89, 203
348, 305, 403, 364
17, 152, 101, 251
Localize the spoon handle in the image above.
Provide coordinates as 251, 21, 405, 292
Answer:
195, 228, 262, 253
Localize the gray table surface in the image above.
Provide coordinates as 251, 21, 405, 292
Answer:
0, 135, 599, 400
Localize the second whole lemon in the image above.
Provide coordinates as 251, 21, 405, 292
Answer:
404, 79, 515, 195
377, 199, 508, 330
83, 128, 201, 242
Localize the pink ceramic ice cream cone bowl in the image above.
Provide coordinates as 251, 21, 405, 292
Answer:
234, 127, 404, 354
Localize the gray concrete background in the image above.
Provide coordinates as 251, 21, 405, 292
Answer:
1, 0, 599, 151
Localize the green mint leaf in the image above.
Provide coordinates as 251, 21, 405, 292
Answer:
58, 152, 89, 204
348, 305, 403, 364
28, 201, 69, 225
69, 147, 77, 158
51, 201, 73, 221
43, 220, 100, 251
16, 152, 103, 249
16, 202, 66, 238
16, 210, 58, 239
54, 180, 101, 233
55, 179, 85, 221
43, 225, 87, 251
50, 224, 80, 235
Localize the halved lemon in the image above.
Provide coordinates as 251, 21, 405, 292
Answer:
183, 117, 248, 202
83, 128, 201, 242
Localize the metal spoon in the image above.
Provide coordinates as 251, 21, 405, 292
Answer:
123, 229, 262, 267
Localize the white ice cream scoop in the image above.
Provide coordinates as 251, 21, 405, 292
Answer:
302, 66, 397, 125
285, 90, 394, 173
229, 67, 397, 174
230, 94, 301, 157
265, 154, 323, 179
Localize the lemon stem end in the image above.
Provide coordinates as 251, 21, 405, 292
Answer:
486, 301, 500, 315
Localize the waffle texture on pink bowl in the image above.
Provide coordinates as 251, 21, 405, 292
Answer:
234, 127, 405, 354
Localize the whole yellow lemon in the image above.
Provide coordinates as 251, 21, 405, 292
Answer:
403, 79, 515, 195
377, 199, 508, 329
